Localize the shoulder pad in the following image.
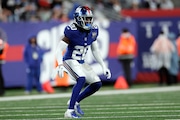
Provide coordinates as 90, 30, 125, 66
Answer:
92, 24, 98, 29
66, 23, 77, 30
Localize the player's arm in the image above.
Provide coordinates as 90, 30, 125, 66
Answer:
91, 40, 111, 79
56, 36, 69, 65
52, 36, 69, 79
91, 40, 106, 69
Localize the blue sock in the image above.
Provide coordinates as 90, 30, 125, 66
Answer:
76, 81, 102, 103
69, 77, 85, 109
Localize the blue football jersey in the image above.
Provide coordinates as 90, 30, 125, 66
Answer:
63, 23, 98, 63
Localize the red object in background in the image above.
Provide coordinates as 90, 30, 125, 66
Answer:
114, 76, 129, 89
135, 72, 159, 83
109, 42, 118, 58
121, 8, 180, 18
6, 45, 24, 62
38, 0, 50, 7
42, 81, 54, 94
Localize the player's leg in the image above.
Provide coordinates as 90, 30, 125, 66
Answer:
77, 82, 102, 103
75, 63, 102, 115
78, 63, 102, 101
74, 81, 102, 116
63, 60, 86, 118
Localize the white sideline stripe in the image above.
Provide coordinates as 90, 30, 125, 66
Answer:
1, 113, 180, 117
2, 114, 180, 120
0, 86, 180, 102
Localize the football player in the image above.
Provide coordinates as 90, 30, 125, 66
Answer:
54, 6, 111, 118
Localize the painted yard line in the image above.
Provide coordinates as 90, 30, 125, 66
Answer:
88, 110, 180, 114
53, 115, 180, 119
3, 119, 60, 120
84, 115, 180, 118
0, 86, 180, 102
0, 113, 62, 116
0, 101, 180, 109
0, 109, 59, 113
96, 106, 180, 110
5, 101, 176, 107
84, 103, 180, 107
1, 115, 180, 120
1, 102, 180, 109
0, 106, 63, 110
2, 102, 179, 108
5, 117, 180, 120
1, 106, 180, 111
1, 110, 180, 114
0, 113, 180, 118
94, 86, 180, 96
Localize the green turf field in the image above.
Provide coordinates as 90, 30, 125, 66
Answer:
0, 85, 180, 120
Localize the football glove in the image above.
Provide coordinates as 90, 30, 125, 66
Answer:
51, 65, 65, 79
103, 67, 111, 79
58, 65, 65, 78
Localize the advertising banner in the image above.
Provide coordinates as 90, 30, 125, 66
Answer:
137, 17, 180, 71
135, 17, 180, 83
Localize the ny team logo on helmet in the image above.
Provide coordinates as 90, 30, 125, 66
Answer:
74, 6, 93, 30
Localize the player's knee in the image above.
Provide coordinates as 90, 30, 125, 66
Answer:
93, 76, 101, 83
96, 81, 102, 88
92, 81, 102, 91
77, 77, 86, 85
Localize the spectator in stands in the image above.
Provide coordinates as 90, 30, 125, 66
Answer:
0, 28, 9, 96
150, 31, 175, 85
117, 28, 137, 87
1, 0, 16, 22
68, 2, 80, 20
1, 0, 39, 22
94, 0, 105, 10
142, 0, 159, 10
51, 0, 63, 8
17, 1, 39, 22
50, 5, 69, 22
102, 0, 122, 20
127, 0, 141, 10
104, 0, 121, 12
168, 32, 178, 84
160, 0, 174, 9
142, 0, 174, 10
0, 0, 125, 22
112, 0, 122, 12
0, 8, 11, 22
23, 35, 45, 94
37, 0, 51, 22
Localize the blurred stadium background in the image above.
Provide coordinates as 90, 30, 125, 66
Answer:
1, 0, 180, 119
0, 0, 180, 91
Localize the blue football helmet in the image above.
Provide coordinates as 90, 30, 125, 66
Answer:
74, 6, 93, 30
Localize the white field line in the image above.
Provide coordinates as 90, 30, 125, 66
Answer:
0, 112, 180, 117
1, 110, 180, 115
1, 114, 180, 120
0, 102, 180, 110
0, 111, 179, 118
0, 86, 180, 102
0, 105, 180, 111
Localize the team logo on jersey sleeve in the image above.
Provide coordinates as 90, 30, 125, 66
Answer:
92, 32, 97, 39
